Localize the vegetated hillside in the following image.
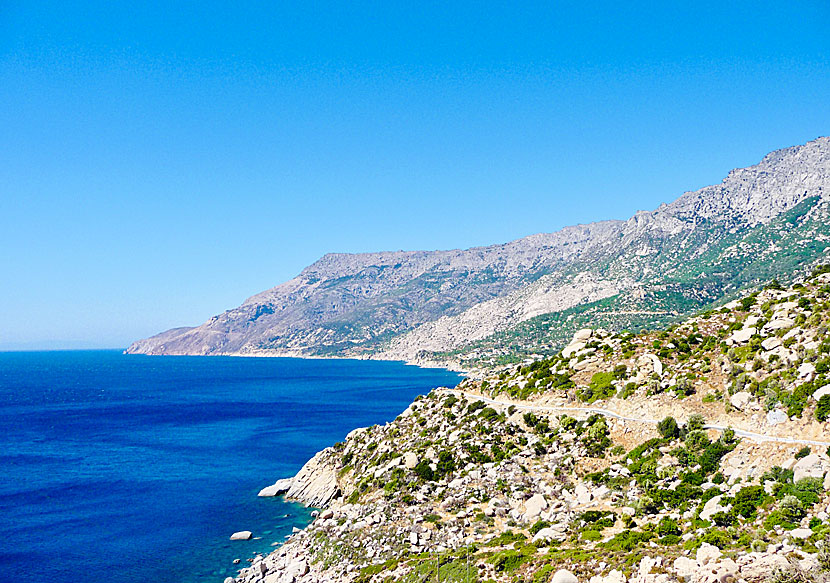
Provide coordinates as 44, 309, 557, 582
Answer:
127, 137, 830, 361
234, 267, 830, 583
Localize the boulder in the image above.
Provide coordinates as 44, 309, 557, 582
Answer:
673, 556, 697, 578
532, 526, 567, 543
696, 542, 722, 565
813, 385, 830, 401
798, 362, 816, 379
230, 531, 252, 541
700, 495, 730, 521
573, 329, 593, 341
729, 391, 753, 411
258, 478, 293, 497
637, 353, 663, 376
793, 454, 828, 482
403, 452, 419, 469
740, 554, 791, 581
524, 493, 548, 519
765, 317, 795, 331
562, 342, 586, 358
761, 337, 782, 351
789, 528, 813, 539
551, 569, 579, 583
766, 410, 788, 426
729, 327, 756, 344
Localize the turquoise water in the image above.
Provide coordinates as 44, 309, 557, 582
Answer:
0, 351, 460, 583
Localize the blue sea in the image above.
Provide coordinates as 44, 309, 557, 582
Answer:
0, 351, 460, 583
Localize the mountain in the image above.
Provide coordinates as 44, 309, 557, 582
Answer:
127, 137, 830, 365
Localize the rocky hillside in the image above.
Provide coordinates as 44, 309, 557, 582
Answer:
225, 267, 830, 583
127, 137, 830, 362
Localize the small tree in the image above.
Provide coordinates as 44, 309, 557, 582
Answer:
657, 416, 680, 439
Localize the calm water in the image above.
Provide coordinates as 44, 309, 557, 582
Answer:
0, 351, 460, 583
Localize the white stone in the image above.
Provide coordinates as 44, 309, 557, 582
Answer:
573, 328, 593, 341
258, 478, 293, 497
403, 452, 418, 469
789, 528, 813, 539
730, 327, 756, 343
524, 493, 548, 518
730, 391, 753, 411
761, 337, 782, 351
696, 542, 722, 565
230, 530, 252, 540
793, 454, 828, 482
766, 410, 788, 426
798, 362, 816, 378
813, 385, 830, 401
551, 569, 579, 583
700, 495, 730, 521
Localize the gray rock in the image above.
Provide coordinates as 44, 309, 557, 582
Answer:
230, 531, 252, 541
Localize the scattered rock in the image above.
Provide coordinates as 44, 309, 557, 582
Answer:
230, 531, 253, 541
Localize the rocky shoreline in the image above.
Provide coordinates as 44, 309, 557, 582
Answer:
221, 272, 830, 583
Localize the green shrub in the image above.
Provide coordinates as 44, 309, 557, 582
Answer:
657, 416, 680, 439
795, 446, 811, 459
817, 395, 830, 422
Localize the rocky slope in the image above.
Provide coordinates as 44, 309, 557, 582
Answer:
127, 137, 830, 363
224, 268, 830, 583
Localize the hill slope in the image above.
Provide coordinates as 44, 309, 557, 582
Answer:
127, 137, 830, 362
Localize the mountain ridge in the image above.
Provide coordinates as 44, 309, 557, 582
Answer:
126, 137, 830, 364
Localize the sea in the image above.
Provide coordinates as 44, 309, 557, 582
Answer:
0, 350, 461, 583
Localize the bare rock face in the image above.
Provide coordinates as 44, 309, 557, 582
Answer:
285, 449, 341, 508
127, 137, 830, 362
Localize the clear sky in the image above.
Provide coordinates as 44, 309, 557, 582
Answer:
1, 1, 828, 349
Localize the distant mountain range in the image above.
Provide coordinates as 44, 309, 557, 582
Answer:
127, 137, 830, 367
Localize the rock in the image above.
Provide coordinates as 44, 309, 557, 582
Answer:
761, 337, 782, 351
798, 362, 816, 378
697, 542, 722, 565
813, 385, 830, 401
403, 452, 419, 469
793, 454, 828, 482
285, 449, 341, 507
700, 495, 730, 521
551, 569, 579, 583
637, 353, 663, 376
258, 478, 293, 497
673, 556, 697, 578
285, 559, 308, 578
591, 569, 625, 583
730, 391, 753, 411
573, 329, 593, 341
224, 578, 235, 583
230, 530, 252, 540
524, 493, 548, 519
789, 528, 813, 539
740, 554, 791, 581
562, 342, 586, 358
765, 317, 795, 331
532, 526, 566, 543
729, 327, 756, 344
766, 410, 788, 426
319, 509, 334, 520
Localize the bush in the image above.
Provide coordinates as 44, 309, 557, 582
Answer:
795, 446, 811, 459
657, 517, 680, 536
817, 395, 830, 422
657, 416, 680, 439
779, 495, 806, 522
687, 413, 706, 432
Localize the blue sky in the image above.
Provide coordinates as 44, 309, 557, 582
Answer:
1, 1, 828, 349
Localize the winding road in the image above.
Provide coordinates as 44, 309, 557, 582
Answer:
445, 389, 830, 448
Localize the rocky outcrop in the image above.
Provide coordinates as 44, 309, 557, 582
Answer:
283, 449, 341, 508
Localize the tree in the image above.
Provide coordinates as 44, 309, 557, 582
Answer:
657, 416, 680, 439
